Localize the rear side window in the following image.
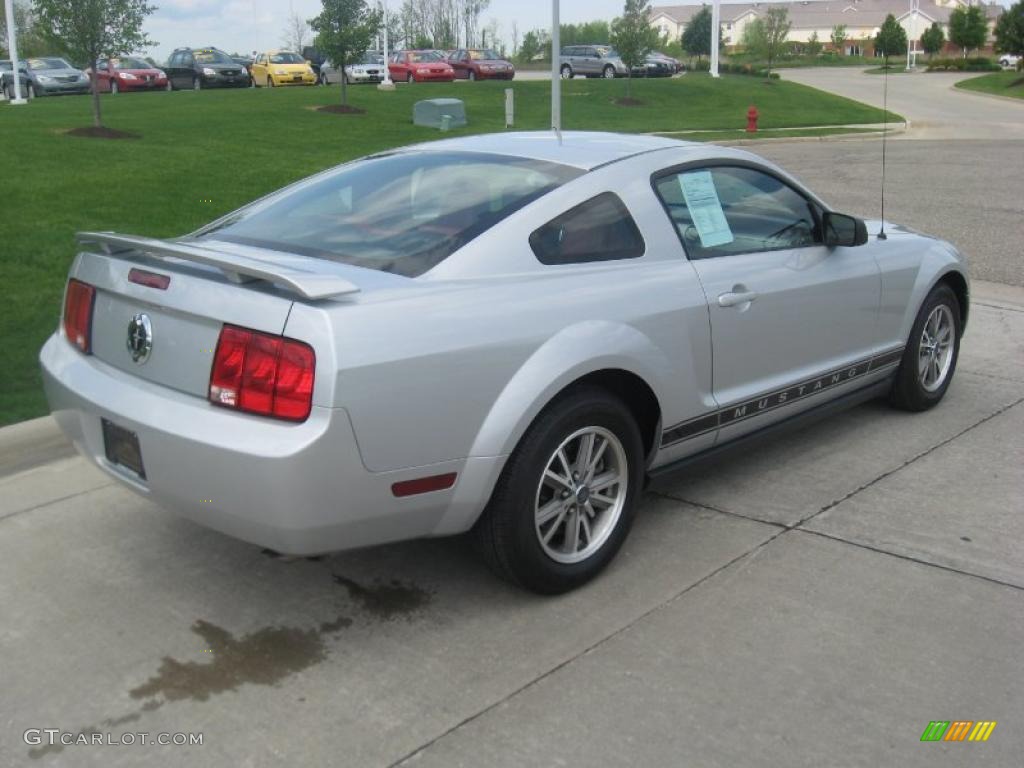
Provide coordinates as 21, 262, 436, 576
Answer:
530, 192, 645, 266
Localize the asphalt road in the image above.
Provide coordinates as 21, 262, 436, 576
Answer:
2, 69, 1023, 767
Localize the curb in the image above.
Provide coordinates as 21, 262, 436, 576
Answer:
0, 415, 73, 480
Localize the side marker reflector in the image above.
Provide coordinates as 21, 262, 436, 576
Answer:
391, 473, 458, 498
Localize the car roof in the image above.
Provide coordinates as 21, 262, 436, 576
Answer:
401, 131, 699, 171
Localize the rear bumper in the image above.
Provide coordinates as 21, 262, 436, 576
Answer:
40, 333, 505, 554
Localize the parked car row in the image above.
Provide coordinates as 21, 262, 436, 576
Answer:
1, 57, 90, 99
558, 46, 683, 79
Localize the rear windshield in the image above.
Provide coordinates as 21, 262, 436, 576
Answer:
197, 152, 582, 277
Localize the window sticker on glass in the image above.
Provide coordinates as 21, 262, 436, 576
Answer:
678, 171, 734, 248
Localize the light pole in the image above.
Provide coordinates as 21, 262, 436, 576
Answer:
551, 0, 560, 132
378, 0, 394, 90
710, 0, 721, 77
4, 0, 26, 104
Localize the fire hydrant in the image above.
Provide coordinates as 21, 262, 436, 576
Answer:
746, 105, 759, 133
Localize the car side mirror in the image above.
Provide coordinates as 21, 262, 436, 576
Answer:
823, 211, 868, 247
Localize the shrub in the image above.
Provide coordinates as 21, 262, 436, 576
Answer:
926, 56, 1001, 71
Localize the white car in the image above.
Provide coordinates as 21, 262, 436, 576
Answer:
319, 52, 385, 85
998, 54, 1020, 69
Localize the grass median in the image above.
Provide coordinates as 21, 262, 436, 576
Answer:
0, 76, 898, 426
954, 70, 1024, 100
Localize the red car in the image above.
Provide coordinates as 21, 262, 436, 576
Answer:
388, 50, 454, 83
89, 56, 168, 93
447, 48, 515, 81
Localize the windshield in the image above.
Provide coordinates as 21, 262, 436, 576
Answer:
270, 52, 305, 64
358, 52, 384, 65
112, 57, 151, 70
197, 152, 582, 278
193, 49, 234, 65
28, 58, 71, 70
468, 49, 502, 61
408, 51, 442, 63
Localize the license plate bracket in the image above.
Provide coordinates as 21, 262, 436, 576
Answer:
102, 418, 146, 479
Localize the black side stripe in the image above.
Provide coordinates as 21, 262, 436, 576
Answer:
660, 347, 906, 448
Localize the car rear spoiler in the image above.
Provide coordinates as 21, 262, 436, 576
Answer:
76, 231, 361, 300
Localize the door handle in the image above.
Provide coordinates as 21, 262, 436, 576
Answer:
717, 290, 758, 308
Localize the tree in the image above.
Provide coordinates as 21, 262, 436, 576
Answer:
874, 13, 907, 67
806, 30, 822, 56
281, 9, 311, 52
831, 23, 847, 53
610, 0, 658, 97
920, 21, 945, 59
310, 0, 381, 106
517, 29, 548, 63
33, 0, 155, 130
994, 1, 1024, 69
681, 5, 712, 60
948, 5, 987, 57
743, 7, 790, 77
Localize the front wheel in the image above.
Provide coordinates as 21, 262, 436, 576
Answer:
474, 387, 644, 594
320, 72, 329, 86
111, 80, 119, 94
165, 79, 173, 91
192, 77, 201, 91
560, 64, 573, 79
890, 283, 961, 411
406, 71, 414, 83
468, 70, 477, 81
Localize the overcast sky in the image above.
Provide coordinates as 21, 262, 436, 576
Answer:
144, 0, 1010, 62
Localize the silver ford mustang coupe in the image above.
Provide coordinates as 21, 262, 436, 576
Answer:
40, 132, 968, 593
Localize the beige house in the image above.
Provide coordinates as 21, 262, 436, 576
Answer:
650, 0, 1004, 55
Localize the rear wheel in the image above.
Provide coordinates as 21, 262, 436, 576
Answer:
192, 76, 201, 91
27, 83, 36, 98
474, 387, 643, 594
890, 283, 961, 411
320, 71, 329, 86
267, 75, 274, 87
406, 71, 414, 83
560, 64, 573, 79
603, 65, 616, 79
468, 70, 477, 81
165, 79, 173, 91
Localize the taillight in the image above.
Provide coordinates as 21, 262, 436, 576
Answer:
209, 324, 315, 422
63, 279, 95, 354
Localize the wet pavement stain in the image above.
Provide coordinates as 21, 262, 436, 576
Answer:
128, 617, 350, 703
332, 574, 433, 620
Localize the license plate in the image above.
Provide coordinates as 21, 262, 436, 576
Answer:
102, 418, 146, 479
293, 76, 302, 82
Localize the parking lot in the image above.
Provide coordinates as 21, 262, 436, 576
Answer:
2, 70, 1023, 766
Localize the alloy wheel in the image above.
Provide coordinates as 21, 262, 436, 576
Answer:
534, 426, 628, 564
918, 304, 955, 393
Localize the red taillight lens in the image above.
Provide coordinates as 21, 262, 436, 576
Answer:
209, 325, 315, 422
63, 279, 95, 354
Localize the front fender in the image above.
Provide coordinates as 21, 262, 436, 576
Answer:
468, 320, 672, 460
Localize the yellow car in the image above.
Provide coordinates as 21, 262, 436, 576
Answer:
251, 50, 317, 87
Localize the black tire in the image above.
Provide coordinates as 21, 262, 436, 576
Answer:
192, 76, 201, 91
406, 71, 414, 83
473, 387, 644, 594
890, 283, 961, 412
560, 64, 573, 79
111, 80, 119, 94
27, 83, 36, 99
603, 65, 616, 79
267, 75, 274, 88
468, 70, 477, 81
165, 79, 173, 91
320, 72, 329, 86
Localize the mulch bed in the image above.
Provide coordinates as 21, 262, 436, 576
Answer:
613, 97, 644, 107
66, 126, 140, 140
316, 104, 366, 115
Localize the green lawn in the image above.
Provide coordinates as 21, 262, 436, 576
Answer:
0, 76, 898, 426
954, 70, 1024, 100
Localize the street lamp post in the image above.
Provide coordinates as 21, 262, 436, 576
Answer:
4, 0, 26, 104
710, 0, 721, 77
378, 0, 394, 90
551, 0, 560, 132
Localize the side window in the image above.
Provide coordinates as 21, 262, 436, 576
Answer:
653, 166, 821, 260
530, 193, 645, 266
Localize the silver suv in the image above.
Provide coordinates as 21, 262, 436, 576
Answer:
559, 45, 628, 79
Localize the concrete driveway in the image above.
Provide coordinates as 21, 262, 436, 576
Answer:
2, 282, 1023, 767
781, 67, 1024, 140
